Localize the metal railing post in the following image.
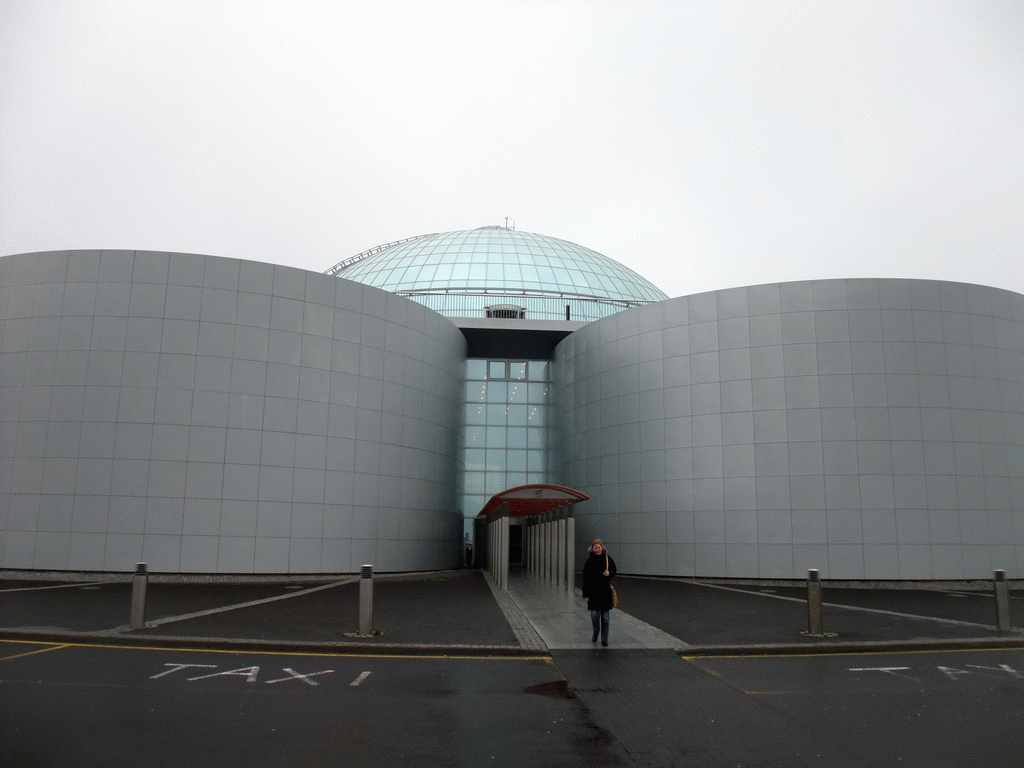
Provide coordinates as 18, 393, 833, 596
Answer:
359, 564, 374, 635
994, 569, 1012, 632
806, 568, 823, 636
130, 562, 148, 629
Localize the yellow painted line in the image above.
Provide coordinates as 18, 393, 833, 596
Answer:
0, 643, 72, 661
682, 645, 1024, 661
684, 659, 760, 694
0, 638, 546, 661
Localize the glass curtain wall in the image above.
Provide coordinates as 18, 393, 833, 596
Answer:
460, 359, 551, 530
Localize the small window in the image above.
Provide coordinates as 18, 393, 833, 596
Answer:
485, 303, 526, 319
466, 359, 488, 380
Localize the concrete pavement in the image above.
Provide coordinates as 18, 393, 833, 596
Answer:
1, 568, 1022, 656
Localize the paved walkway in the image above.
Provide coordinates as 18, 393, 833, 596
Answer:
1, 568, 1021, 655
499, 572, 691, 651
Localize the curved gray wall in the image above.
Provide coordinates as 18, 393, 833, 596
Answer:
553, 279, 1024, 579
0, 250, 466, 573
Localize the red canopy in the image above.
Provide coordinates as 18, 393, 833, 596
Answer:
478, 484, 589, 518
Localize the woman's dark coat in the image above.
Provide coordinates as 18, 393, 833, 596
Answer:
581, 551, 617, 611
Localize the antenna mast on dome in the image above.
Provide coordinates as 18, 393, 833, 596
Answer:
504, 217, 516, 230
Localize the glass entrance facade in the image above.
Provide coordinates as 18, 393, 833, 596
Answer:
460, 358, 552, 528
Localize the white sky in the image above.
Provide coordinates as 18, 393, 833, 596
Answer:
2, 0, 1022, 300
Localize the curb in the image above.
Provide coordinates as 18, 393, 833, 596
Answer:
7, 627, 1024, 659
0, 627, 548, 657
678, 634, 1024, 657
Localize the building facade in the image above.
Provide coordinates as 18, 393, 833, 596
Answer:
553, 281, 1024, 579
2, 229, 1023, 578
0, 250, 465, 573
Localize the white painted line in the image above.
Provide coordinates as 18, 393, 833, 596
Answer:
940, 664, 1024, 681
0, 581, 114, 594
968, 663, 1023, 679
150, 663, 217, 679
266, 668, 335, 686
135, 577, 359, 630
694, 581, 1022, 631
848, 666, 916, 679
188, 666, 260, 683
349, 671, 372, 687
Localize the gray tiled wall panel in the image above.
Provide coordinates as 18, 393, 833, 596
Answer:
554, 279, 1024, 579
0, 251, 465, 573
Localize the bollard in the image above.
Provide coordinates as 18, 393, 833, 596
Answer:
359, 564, 374, 636
994, 569, 1011, 632
806, 569, 823, 636
130, 562, 148, 629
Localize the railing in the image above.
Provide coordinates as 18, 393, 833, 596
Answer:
394, 291, 659, 322
323, 233, 440, 276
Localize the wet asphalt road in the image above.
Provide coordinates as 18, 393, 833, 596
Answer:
0, 642, 626, 768
4, 641, 1024, 768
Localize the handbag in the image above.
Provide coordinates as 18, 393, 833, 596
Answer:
607, 555, 618, 608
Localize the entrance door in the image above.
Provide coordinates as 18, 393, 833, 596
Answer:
509, 524, 523, 567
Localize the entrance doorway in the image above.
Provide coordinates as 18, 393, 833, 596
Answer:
475, 483, 589, 593
509, 524, 523, 567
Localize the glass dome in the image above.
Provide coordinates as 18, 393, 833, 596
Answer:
326, 227, 668, 322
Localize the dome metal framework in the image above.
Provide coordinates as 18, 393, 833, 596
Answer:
326, 226, 668, 322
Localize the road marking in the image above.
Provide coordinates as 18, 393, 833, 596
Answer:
110, 577, 359, 632
151, 663, 339, 685
1, 638, 545, 662
690, 581, 1022, 632
0, 581, 113, 594
848, 666, 916, 679
685, 645, 1024, 661
349, 671, 372, 686
0, 644, 71, 662
150, 663, 218, 679
970, 663, 1023, 679
188, 665, 260, 682
694, 656, 1024, 694
938, 664, 1023, 681
266, 668, 335, 686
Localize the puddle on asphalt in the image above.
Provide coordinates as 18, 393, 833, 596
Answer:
524, 680, 575, 698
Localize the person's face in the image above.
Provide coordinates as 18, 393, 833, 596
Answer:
592, 543, 603, 555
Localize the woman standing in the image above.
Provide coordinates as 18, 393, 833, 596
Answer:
581, 539, 617, 646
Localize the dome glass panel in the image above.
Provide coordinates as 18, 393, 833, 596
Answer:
329, 227, 667, 322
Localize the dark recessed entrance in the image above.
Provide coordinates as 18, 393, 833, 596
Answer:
509, 524, 523, 566
475, 483, 589, 592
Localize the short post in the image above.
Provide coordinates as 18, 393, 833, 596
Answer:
130, 562, 148, 629
806, 568, 823, 636
994, 569, 1011, 632
359, 564, 374, 636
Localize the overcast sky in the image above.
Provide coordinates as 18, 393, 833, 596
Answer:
2, 0, 1022, 300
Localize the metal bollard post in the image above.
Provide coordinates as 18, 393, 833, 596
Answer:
130, 562, 148, 629
806, 569, 823, 636
359, 564, 374, 636
994, 569, 1012, 632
